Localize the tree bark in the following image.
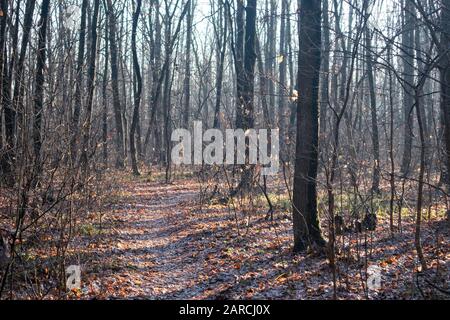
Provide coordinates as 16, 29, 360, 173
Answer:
106, 0, 126, 168
319, 0, 330, 135
235, 0, 245, 129
0, 0, 8, 154
70, 0, 88, 163
183, 0, 193, 128
278, 0, 287, 154
1, 0, 35, 179
130, 0, 143, 176
80, 0, 100, 169
400, 0, 415, 176
365, 28, 381, 194
441, 0, 450, 191
33, 0, 51, 167
213, 1, 228, 129
292, 0, 326, 252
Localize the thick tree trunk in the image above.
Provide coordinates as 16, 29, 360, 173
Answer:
238, 0, 257, 192
441, 0, 450, 191
292, 0, 326, 252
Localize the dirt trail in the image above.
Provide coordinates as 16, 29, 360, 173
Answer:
86, 180, 211, 299
83, 177, 303, 300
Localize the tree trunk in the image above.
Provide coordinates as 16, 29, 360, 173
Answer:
319, 0, 330, 135
80, 0, 100, 169
106, 0, 126, 168
183, 0, 193, 128
102, 15, 110, 167
213, 1, 227, 129
242, 0, 257, 131
292, 0, 326, 252
32, 0, 51, 168
0, 0, 8, 154
441, 0, 450, 191
235, 0, 245, 129
400, 0, 415, 176
1, 0, 35, 179
130, 0, 143, 176
70, 0, 88, 163
278, 0, 287, 154
365, 28, 381, 194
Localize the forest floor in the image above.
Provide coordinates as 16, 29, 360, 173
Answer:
65, 172, 449, 300
1, 171, 448, 300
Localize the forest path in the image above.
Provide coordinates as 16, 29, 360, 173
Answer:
86, 178, 212, 299
83, 176, 305, 300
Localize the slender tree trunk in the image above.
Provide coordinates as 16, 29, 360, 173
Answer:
320, 0, 330, 135
388, 44, 396, 235
0, 0, 8, 154
278, 0, 287, 154
256, 37, 271, 127
183, 0, 193, 128
102, 17, 110, 167
242, 0, 257, 131
80, 0, 100, 169
414, 86, 428, 271
1, 0, 35, 179
130, 0, 143, 176
365, 28, 381, 194
400, 0, 415, 176
286, 4, 297, 153
266, 0, 276, 123
71, 0, 88, 163
144, 1, 161, 158
235, 0, 245, 129
13, 0, 35, 127
32, 0, 51, 169
214, 1, 228, 129
106, 0, 126, 168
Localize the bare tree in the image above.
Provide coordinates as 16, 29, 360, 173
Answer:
32, 0, 51, 177
106, 0, 126, 168
130, 0, 143, 176
292, 0, 326, 252
80, 0, 101, 169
